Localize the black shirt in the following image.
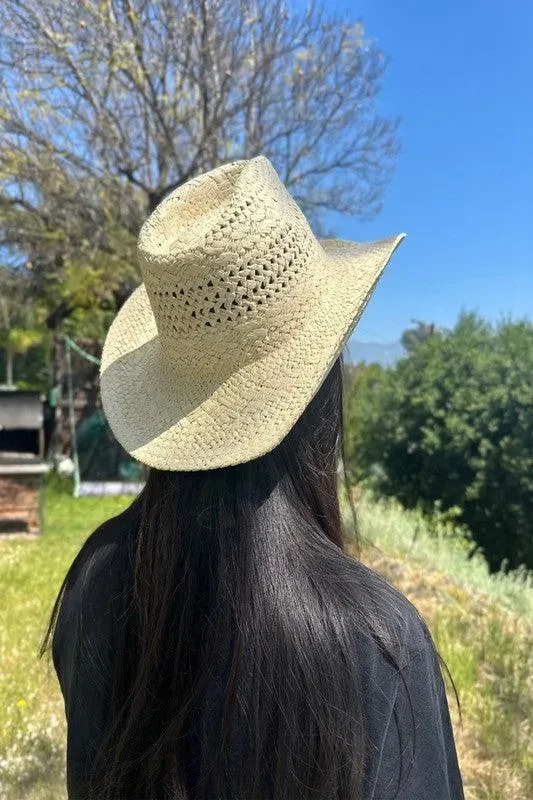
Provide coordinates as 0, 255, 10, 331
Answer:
52, 505, 465, 799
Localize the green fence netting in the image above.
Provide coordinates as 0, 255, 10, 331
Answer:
64, 336, 146, 497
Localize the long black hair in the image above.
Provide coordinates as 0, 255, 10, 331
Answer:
42, 356, 418, 799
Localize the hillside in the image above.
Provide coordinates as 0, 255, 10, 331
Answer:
352, 495, 533, 799
0, 486, 531, 799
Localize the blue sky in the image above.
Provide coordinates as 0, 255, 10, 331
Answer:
326, 0, 533, 344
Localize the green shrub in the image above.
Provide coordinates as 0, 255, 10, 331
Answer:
344, 314, 533, 571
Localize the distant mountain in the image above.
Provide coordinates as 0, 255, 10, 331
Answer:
345, 340, 405, 366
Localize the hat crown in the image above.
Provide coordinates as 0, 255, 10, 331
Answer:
137, 157, 324, 370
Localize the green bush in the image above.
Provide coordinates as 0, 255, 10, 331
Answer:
344, 313, 533, 571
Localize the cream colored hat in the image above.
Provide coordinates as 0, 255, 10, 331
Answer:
100, 156, 404, 471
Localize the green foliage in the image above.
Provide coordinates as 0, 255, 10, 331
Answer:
3, 328, 41, 354
349, 493, 533, 618
344, 313, 533, 571
0, 344, 50, 392
0, 267, 49, 388
343, 361, 389, 484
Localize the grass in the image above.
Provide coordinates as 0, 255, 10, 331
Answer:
0, 479, 128, 800
354, 492, 533, 619
0, 480, 531, 799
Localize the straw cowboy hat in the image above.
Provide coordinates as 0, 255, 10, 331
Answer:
100, 156, 405, 471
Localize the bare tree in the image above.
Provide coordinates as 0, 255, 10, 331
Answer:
0, 0, 398, 247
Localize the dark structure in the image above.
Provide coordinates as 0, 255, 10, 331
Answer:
0, 390, 49, 536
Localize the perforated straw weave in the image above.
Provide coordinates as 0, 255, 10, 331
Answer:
100, 156, 405, 471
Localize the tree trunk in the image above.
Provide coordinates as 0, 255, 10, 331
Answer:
47, 327, 65, 461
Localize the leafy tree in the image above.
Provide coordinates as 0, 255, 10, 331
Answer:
344, 314, 533, 571
0, 267, 48, 388
0, 328, 42, 387
342, 361, 389, 484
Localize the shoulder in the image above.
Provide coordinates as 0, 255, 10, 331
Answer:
64, 497, 141, 593
351, 562, 454, 753
52, 498, 141, 669
351, 565, 463, 798
350, 558, 434, 669
345, 558, 442, 728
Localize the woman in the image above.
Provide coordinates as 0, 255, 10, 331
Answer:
42, 157, 464, 799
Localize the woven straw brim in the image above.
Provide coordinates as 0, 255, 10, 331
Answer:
100, 234, 404, 471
